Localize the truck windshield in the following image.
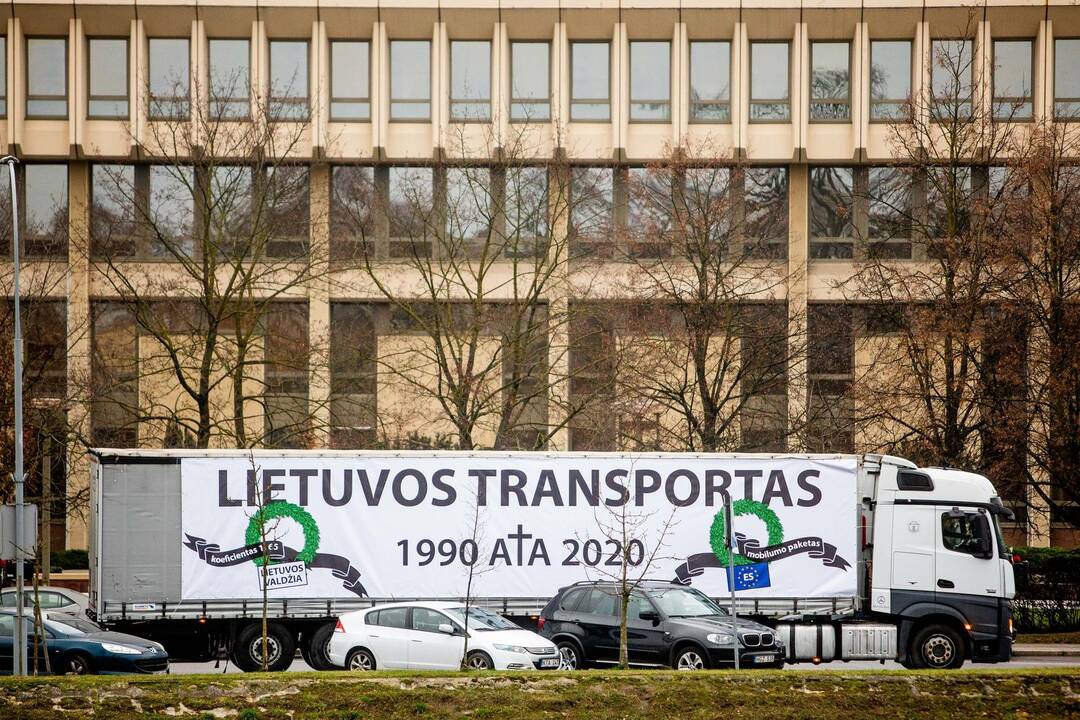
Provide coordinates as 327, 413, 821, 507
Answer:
992, 514, 1008, 558
650, 587, 728, 618
444, 606, 519, 632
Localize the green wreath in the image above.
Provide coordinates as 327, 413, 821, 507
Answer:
709, 499, 784, 567
245, 502, 320, 567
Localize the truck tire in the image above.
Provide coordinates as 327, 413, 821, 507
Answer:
232, 623, 296, 672
909, 624, 965, 670
301, 622, 337, 671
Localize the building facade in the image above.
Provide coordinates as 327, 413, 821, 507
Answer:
0, 0, 1078, 552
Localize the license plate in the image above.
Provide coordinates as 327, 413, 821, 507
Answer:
540, 658, 560, 668
752, 655, 776, 664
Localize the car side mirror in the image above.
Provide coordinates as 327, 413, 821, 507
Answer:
639, 610, 660, 625
438, 623, 456, 635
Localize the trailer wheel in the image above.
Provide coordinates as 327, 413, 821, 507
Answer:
233, 623, 296, 672
301, 622, 337, 670
909, 624, 965, 670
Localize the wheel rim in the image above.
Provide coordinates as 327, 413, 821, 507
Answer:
468, 654, 490, 670
249, 635, 281, 666
558, 646, 578, 670
68, 657, 89, 675
922, 635, 955, 667
677, 651, 705, 670
348, 652, 373, 671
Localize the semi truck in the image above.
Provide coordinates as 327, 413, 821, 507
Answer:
87, 449, 1016, 670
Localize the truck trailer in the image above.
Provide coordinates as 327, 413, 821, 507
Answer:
88, 449, 1016, 670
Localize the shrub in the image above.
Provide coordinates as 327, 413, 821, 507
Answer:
1012, 546, 1080, 632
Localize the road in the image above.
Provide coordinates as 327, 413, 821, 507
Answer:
168, 654, 1080, 674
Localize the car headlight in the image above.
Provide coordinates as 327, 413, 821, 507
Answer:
706, 633, 735, 646
101, 642, 143, 655
493, 644, 528, 654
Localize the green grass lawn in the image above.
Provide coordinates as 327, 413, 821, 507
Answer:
1017, 631, 1080, 644
2, 669, 1078, 720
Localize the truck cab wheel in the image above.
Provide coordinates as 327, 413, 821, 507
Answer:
233, 622, 296, 672
301, 622, 337, 671
909, 624, 965, 670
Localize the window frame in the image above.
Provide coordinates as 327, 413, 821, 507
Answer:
628, 40, 672, 123
389, 39, 433, 123
869, 39, 913, 123
25, 36, 69, 120
1053, 37, 1080, 120
749, 40, 791, 123
86, 37, 130, 120
208, 37, 252, 121
991, 37, 1034, 122
449, 39, 493, 123
688, 40, 732, 124
569, 41, 611, 122
329, 39, 372, 123
268, 39, 311, 122
147, 36, 192, 121
808, 165, 856, 260
809, 40, 852, 123
509, 40, 551, 123
929, 37, 976, 121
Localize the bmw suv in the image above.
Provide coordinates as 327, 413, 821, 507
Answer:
538, 581, 784, 670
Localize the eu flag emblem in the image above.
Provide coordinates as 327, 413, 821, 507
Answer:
727, 562, 771, 591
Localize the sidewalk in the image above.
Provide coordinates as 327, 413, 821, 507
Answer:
1013, 643, 1080, 657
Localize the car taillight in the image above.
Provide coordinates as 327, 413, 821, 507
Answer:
335, 619, 345, 633
1011, 553, 1022, 564
537, 616, 546, 631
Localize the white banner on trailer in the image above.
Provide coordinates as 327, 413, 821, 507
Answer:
179, 454, 858, 601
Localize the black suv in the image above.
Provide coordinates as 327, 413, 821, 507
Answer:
538, 581, 784, 670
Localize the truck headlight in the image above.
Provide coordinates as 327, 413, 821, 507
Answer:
494, 644, 528, 654
706, 633, 734, 646
101, 642, 143, 655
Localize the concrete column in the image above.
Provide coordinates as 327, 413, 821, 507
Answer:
914, 21, 931, 128
192, 19, 207, 147
552, 23, 568, 143
10, 18, 22, 151
794, 23, 808, 156
673, 22, 687, 148
66, 161, 91, 549
308, 163, 332, 449
977, 20, 992, 120
612, 23, 627, 158
494, 22, 509, 145
133, 19, 148, 151
786, 163, 809, 451
734, 22, 747, 154
373, 21, 388, 155
312, 20, 327, 153
855, 22, 869, 158
69, 18, 83, 151
434, 22, 448, 153
1035, 20, 1052, 123
547, 160, 572, 452
253, 21, 268, 117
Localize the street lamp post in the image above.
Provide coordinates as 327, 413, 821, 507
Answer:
3, 155, 26, 676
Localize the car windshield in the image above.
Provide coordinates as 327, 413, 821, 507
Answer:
650, 587, 728, 618
45, 614, 101, 636
444, 606, 519, 632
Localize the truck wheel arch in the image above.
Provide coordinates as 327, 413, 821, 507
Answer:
897, 609, 969, 662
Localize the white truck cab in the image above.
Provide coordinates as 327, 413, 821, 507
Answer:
868, 458, 1015, 668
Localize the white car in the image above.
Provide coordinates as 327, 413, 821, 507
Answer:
328, 601, 560, 671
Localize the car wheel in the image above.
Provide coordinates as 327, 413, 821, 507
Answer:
909, 624, 965, 670
466, 651, 494, 670
673, 646, 708, 671
302, 622, 337, 671
62, 652, 95, 676
233, 622, 296, 672
346, 648, 376, 672
556, 641, 583, 670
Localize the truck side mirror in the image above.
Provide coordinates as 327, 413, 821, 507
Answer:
972, 514, 994, 559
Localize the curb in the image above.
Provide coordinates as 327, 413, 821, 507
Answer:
1013, 645, 1080, 657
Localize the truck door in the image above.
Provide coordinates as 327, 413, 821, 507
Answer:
890, 505, 937, 595
935, 508, 1002, 637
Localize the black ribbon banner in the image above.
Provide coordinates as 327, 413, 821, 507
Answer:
672, 532, 850, 586
183, 534, 369, 597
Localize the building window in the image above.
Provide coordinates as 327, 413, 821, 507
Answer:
209, 39, 250, 119
570, 167, 614, 255
26, 38, 67, 118
750, 42, 790, 121
265, 166, 310, 256
931, 39, 974, 120
88, 39, 128, 119
149, 166, 195, 258
388, 166, 433, 257
511, 42, 550, 122
0, 37, 6, 116
689, 41, 730, 122
23, 164, 68, 257
148, 38, 190, 120
867, 166, 912, 259
269, 40, 309, 120
869, 40, 911, 121
330, 41, 370, 121
810, 41, 850, 121
90, 164, 136, 257
331, 166, 376, 260
809, 167, 855, 259
450, 41, 491, 121
571, 42, 610, 121
1055, 39, 1080, 119
744, 167, 788, 258
992, 39, 1033, 121
630, 41, 670, 122
927, 166, 972, 240
264, 302, 311, 449
390, 41, 431, 121
505, 167, 549, 254
445, 167, 492, 244
90, 165, 197, 259
330, 303, 377, 448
